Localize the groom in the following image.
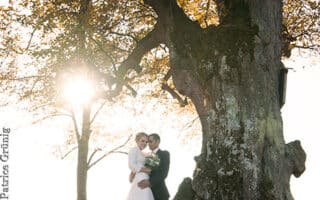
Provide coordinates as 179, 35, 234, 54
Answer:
138, 133, 170, 200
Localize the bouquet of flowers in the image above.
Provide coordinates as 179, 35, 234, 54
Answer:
145, 153, 160, 170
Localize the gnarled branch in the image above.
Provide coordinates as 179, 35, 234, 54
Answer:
162, 83, 188, 107
111, 0, 175, 97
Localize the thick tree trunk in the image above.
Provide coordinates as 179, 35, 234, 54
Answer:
167, 1, 306, 200
77, 105, 91, 200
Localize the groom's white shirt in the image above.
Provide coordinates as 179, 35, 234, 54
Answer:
153, 148, 159, 154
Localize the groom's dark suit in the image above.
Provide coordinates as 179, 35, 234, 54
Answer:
150, 149, 170, 200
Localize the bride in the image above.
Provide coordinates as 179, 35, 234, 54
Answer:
126, 132, 154, 200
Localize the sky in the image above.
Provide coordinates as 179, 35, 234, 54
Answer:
1, 49, 319, 200
282, 49, 320, 200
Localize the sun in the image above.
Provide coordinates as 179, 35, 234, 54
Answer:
63, 75, 95, 108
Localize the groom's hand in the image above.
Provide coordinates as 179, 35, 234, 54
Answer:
138, 179, 150, 189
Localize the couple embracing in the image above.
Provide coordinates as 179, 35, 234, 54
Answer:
127, 132, 170, 200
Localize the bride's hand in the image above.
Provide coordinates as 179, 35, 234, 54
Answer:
140, 167, 151, 174
129, 171, 135, 183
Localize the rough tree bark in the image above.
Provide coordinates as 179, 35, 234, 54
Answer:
117, 0, 306, 199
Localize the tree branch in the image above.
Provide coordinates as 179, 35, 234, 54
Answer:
164, 68, 172, 81
23, 7, 73, 52
25, 28, 37, 51
32, 112, 72, 124
124, 83, 137, 97
116, 27, 163, 77
108, 27, 163, 97
108, 31, 139, 43
179, 116, 200, 132
109, 0, 183, 98
110, 0, 175, 97
161, 68, 187, 106
87, 134, 132, 169
162, 83, 188, 107
0, 75, 44, 81
89, 34, 116, 70
294, 44, 318, 49
90, 100, 107, 125
60, 146, 78, 160
30, 101, 55, 112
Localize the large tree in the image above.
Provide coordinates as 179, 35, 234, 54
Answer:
115, 0, 311, 199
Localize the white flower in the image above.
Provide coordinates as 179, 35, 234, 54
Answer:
145, 153, 160, 169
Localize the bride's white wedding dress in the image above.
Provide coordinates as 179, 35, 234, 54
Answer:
127, 146, 154, 200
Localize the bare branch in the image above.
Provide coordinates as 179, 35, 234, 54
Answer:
162, 83, 188, 107
108, 31, 138, 43
161, 68, 188, 106
30, 101, 55, 111
32, 112, 72, 124
110, 150, 128, 155
26, 76, 42, 99
124, 84, 137, 97
180, 116, 200, 132
292, 31, 309, 40
90, 100, 107, 125
12, 75, 45, 81
61, 146, 78, 160
163, 68, 172, 81
294, 44, 318, 49
25, 28, 37, 51
87, 134, 132, 169
87, 148, 100, 166
22, 8, 65, 52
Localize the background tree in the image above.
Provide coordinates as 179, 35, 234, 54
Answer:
0, 1, 159, 200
